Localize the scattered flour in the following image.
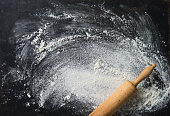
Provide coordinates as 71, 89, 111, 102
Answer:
5, 2, 170, 116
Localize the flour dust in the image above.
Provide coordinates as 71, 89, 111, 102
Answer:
2, 1, 170, 116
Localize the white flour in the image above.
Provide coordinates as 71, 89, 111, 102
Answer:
6, 2, 170, 116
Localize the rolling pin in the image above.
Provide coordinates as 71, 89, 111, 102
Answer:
89, 64, 156, 116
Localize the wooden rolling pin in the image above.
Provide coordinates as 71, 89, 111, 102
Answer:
89, 64, 156, 116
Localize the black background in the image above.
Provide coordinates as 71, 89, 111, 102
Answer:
0, 0, 169, 116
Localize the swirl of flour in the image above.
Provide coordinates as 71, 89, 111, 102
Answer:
7, 2, 170, 116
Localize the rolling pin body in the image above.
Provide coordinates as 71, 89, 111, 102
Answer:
89, 80, 136, 116
89, 64, 156, 116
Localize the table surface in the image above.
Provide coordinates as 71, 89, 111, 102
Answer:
0, 0, 170, 116
39, 1, 170, 116
168, 1, 170, 64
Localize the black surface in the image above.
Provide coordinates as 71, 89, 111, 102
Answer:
0, 0, 169, 116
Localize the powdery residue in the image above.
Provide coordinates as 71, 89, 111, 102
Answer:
4, 1, 170, 116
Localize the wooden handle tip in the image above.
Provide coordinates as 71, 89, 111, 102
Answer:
151, 64, 156, 68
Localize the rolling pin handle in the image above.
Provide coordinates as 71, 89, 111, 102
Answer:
132, 64, 156, 87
